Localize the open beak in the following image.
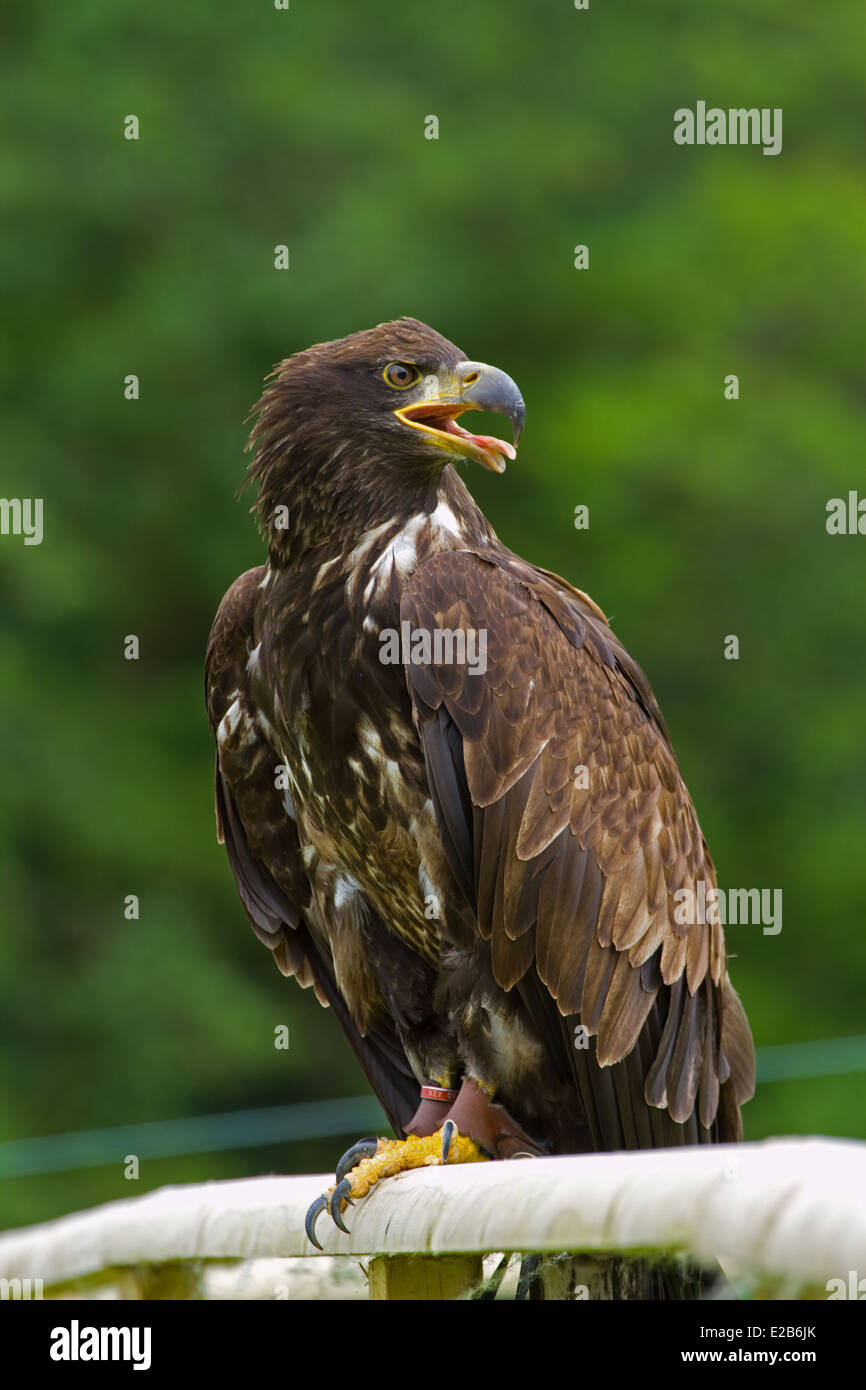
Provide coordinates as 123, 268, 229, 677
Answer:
395, 360, 525, 473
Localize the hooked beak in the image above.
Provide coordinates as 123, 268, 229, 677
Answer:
395, 360, 525, 473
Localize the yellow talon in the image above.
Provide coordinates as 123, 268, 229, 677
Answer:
342, 1126, 486, 1201
305, 1124, 487, 1246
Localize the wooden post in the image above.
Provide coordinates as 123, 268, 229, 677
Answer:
133, 1260, 205, 1299
368, 1253, 483, 1300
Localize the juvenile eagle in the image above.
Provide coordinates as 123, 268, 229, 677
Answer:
206, 318, 755, 1264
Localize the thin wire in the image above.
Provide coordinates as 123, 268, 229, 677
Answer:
1, 1035, 864, 1180
0, 1095, 384, 1179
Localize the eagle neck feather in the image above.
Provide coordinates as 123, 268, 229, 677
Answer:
250, 444, 497, 572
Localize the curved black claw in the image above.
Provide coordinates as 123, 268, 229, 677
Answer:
441, 1118, 458, 1163
329, 1177, 354, 1234
304, 1193, 330, 1250
335, 1137, 378, 1185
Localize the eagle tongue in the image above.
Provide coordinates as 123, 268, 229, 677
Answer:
463, 430, 516, 460
450, 420, 516, 469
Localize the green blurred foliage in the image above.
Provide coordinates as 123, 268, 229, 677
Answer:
1, 0, 864, 1229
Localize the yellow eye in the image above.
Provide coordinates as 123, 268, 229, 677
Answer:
383, 361, 420, 389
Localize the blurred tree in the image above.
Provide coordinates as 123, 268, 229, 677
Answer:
1, 0, 864, 1227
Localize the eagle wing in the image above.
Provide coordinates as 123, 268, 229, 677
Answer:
205, 566, 420, 1136
401, 548, 755, 1148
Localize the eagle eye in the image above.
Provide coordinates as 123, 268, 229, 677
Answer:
383, 361, 421, 389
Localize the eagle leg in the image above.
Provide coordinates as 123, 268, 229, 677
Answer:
304, 1126, 487, 1248
427, 1077, 547, 1160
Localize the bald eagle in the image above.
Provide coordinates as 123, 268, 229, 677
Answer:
206, 318, 754, 1285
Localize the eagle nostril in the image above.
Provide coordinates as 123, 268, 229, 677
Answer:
462, 371, 480, 387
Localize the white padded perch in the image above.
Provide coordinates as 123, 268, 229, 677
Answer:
0, 1138, 863, 1298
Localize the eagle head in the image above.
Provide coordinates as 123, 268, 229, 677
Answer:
244, 319, 525, 557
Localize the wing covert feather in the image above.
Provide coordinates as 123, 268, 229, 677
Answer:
206, 567, 419, 1136
401, 549, 754, 1143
